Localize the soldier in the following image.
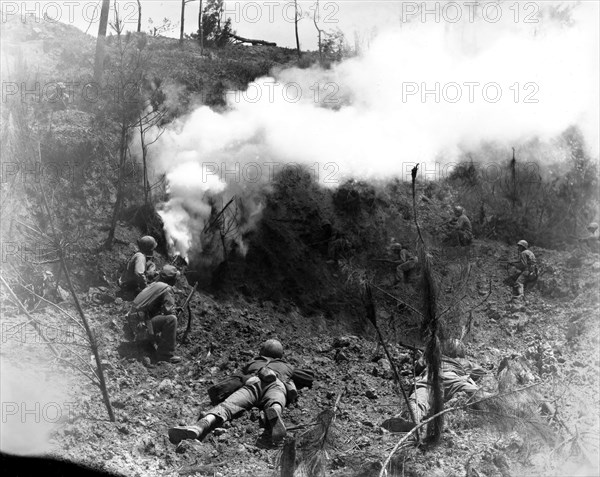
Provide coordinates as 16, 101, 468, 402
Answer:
126, 265, 182, 364
328, 232, 351, 263
381, 356, 487, 432
581, 223, 600, 253
510, 240, 538, 298
390, 242, 418, 284
119, 236, 158, 295
448, 206, 473, 246
168, 339, 296, 445
48, 82, 69, 110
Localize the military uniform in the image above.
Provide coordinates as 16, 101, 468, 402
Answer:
119, 252, 157, 293
119, 236, 158, 295
455, 213, 473, 246
395, 248, 418, 283
127, 266, 180, 363
514, 249, 537, 296
205, 356, 296, 423
511, 241, 537, 297
382, 358, 484, 431
169, 340, 294, 445
445, 207, 473, 246
582, 224, 600, 253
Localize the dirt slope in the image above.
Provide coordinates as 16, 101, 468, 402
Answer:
2, 230, 598, 477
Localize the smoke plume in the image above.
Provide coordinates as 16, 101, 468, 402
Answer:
151, 1, 598, 259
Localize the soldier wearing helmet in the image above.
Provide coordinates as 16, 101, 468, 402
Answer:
119, 236, 158, 296
389, 241, 418, 284
126, 265, 182, 363
446, 206, 473, 246
48, 81, 69, 109
581, 223, 600, 253
168, 339, 296, 446
510, 240, 537, 298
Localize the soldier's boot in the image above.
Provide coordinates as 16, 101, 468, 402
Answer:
511, 283, 525, 302
265, 406, 286, 444
168, 418, 214, 444
515, 282, 524, 297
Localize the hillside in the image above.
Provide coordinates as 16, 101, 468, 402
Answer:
1, 14, 599, 477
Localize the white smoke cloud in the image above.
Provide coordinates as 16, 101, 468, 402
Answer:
0, 358, 72, 455
152, 1, 599, 258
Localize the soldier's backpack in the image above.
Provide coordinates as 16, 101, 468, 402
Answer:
207, 374, 252, 405
123, 282, 171, 341
132, 281, 170, 311
291, 368, 315, 389
207, 368, 316, 405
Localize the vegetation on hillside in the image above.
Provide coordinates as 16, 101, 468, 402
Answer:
0, 13, 598, 477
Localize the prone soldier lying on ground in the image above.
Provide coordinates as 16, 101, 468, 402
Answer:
168, 340, 310, 446
381, 356, 488, 432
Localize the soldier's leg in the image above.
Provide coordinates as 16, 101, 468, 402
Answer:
169, 382, 261, 444
151, 314, 177, 359
259, 380, 288, 442
515, 272, 528, 296
409, 385, 430, 423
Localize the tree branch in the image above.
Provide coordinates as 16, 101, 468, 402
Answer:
379, 383, 542, 477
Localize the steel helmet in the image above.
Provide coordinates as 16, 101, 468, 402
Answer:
587, 222, 599, 231
390, 242, 402, 251
159, 264, 180, 280
137, 236, 157, 254
453, 206, 464, 215
517, 240, 529, 249
259, 339, 284, 359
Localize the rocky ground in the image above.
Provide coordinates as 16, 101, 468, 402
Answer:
2, 232, 598, 477
1, 13, 598, 477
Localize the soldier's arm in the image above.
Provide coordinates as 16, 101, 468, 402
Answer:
133, 254, 148, 287
519, 253, 528, 269
162, 287, 177, 315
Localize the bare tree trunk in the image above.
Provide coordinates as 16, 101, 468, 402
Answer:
280, 437, 296, 477
180, 0, 186, 45
312, 0, 323, 61
94, 0, 111, 83
411, 165, 443, 443
294, 0, 301, 58
137, 0, 142, 32
104, 126, 129, 249
139, 119, 150, 206
198, 0, 204, 54
36, 164, 115, 422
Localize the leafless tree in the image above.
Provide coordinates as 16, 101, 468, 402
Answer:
93, 0, 111, 83
294, 0, 301, 58
136, 0, 142, 32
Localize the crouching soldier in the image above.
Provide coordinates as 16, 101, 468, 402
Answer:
581, 223, 600, 253
125, 265, 182, 364
510, 240, 538, 298
119, 236, 158, 297
168, 339, 296, 445
390, 242, 419, 284
444, 206, 473, 246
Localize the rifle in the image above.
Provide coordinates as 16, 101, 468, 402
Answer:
568, 234, 597, 242
398, 341, 422, 353
179, 282, 199, 343
371, 259, 402, 265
